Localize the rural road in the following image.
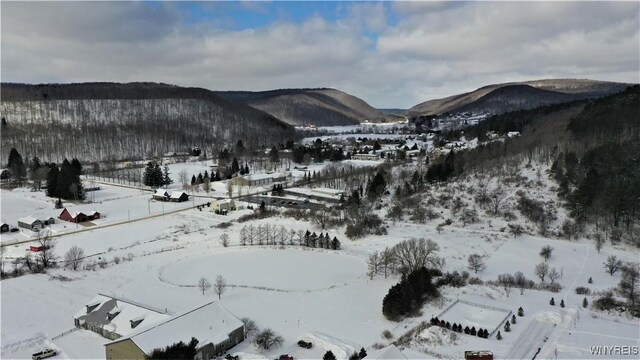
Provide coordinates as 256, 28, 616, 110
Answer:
505, 319, 556, 359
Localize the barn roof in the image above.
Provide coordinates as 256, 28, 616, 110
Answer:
170, 191, 187, 199
153, 189, 169, 197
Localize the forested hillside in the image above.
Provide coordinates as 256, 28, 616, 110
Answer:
0, 83, 296, 163
408, 79, 629, 116
217, 88, 387, 126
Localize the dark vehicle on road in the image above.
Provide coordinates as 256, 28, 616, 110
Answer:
297, 340, 312, 349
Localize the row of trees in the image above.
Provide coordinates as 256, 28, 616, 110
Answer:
238, 225, 341, 250
429, 317, 491, 338
46, 158, 85, 201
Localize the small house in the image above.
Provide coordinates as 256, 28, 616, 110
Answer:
169, 191, 189, 202
233, 173, 289, 187
152, 189, 170, 201
211, 199, 236, 214
43, 217, 56, 226
17, 216, 43, 232
1, 222, 10, 233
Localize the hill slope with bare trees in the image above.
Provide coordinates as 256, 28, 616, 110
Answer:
0, 82, 296, 163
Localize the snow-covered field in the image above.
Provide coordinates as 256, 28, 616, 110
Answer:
2, 155, 639, 360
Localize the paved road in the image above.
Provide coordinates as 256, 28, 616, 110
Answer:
505, 319, 556, 359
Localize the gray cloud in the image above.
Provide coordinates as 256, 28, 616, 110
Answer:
1, 1, 638, 108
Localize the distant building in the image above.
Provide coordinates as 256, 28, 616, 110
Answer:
1, 222, 9, 233
211, 199, 236, 214
17, 216, 43, 232
105, 301, 245, 360
351, 153, 381, 161
169, 191, 189, 202
59, 208, 100, 223
233, 173, 289, 187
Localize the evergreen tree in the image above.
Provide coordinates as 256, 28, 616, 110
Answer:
583, 297, 588, 308
464, 326, 470, 334
367, 170, 387, 199
7, 148, 26, 182
496, 331, 502, 340
550, 297, 555, 306
56, 159, 73, 199
46, 164, 59, 197
197, 172, 203, 184
163, 164, 173, 186
511, 315, 516, 324
143, 162, 155, 187
71, 158, 82, 176
358, 348, 367, 359
323, 351, 337, 360
232, 158, 240, 174
518, 307, 524, 316
191, 175, 196, 185
588, 277, 593, 284
504, 321, 511, 332
560, 299, 565, 308
470, 327, 476, 336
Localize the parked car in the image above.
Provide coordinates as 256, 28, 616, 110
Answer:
225, 354, 239, 360
297, 340, 312, 349
32, 349, 56, 360
261, 192, 268, 195
10, 227, 19, 233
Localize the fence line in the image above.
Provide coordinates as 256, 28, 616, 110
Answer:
51, 328, 78, 341
435, 298, 513, 339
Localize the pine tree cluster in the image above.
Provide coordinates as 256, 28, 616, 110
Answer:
382, 267, 439, 321
429, 317, 490, 338
143, 162, 172, 188
46, 158, 85, 201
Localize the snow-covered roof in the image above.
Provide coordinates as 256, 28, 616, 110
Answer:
154, 189, 169, 197
75, 294, 171, 338
216, 198, 234, 205
367, 344, 407, 359
107, 301, 243, 354
18, 216, 41, 225
170, 191, 187, 199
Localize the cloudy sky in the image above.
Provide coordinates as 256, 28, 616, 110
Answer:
2, 1, 638, 108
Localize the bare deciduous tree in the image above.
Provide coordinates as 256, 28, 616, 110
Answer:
220, 233, 230, 247
467, 254, 486, 274
178, 169, 189, 190
241, 317, 259, 336
35, 229, 56, 269
535, 262, 549, 282
594, 232, 604, 253
64, 246, 85, 271
618, 264, 639, 307
488, 188, 505, 216
198, 277, 211, 295
254, 328, 284, 350
214, 275, 227, 299
391, 238, 440, 275
604, 255, 623, 276
226, 181, 234, 199
548, 267, 560, 284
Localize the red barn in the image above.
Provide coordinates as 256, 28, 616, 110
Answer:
59, 208, 101, 223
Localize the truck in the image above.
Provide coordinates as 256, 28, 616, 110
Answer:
32, 348, 57, 360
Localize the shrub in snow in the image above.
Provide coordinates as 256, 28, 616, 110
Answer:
381, 330, 393, 339
575, 286, 591, 295
470, 327, 476, 336
511, 315, 516, 324
496, 331, 502, 340
583, 297, 588, 308
588, 277, 593, 284
504, 322, 511, 332
359, 348, 367, 359
550, 297, 555, 306
464, 326, 470, 334
323, 351, 337, 360
518, 307, 524, 316
560, 299, 565, 308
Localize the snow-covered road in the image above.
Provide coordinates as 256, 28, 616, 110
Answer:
505, 319, 556, 359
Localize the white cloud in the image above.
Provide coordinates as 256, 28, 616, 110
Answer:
1, 1, 638, 108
